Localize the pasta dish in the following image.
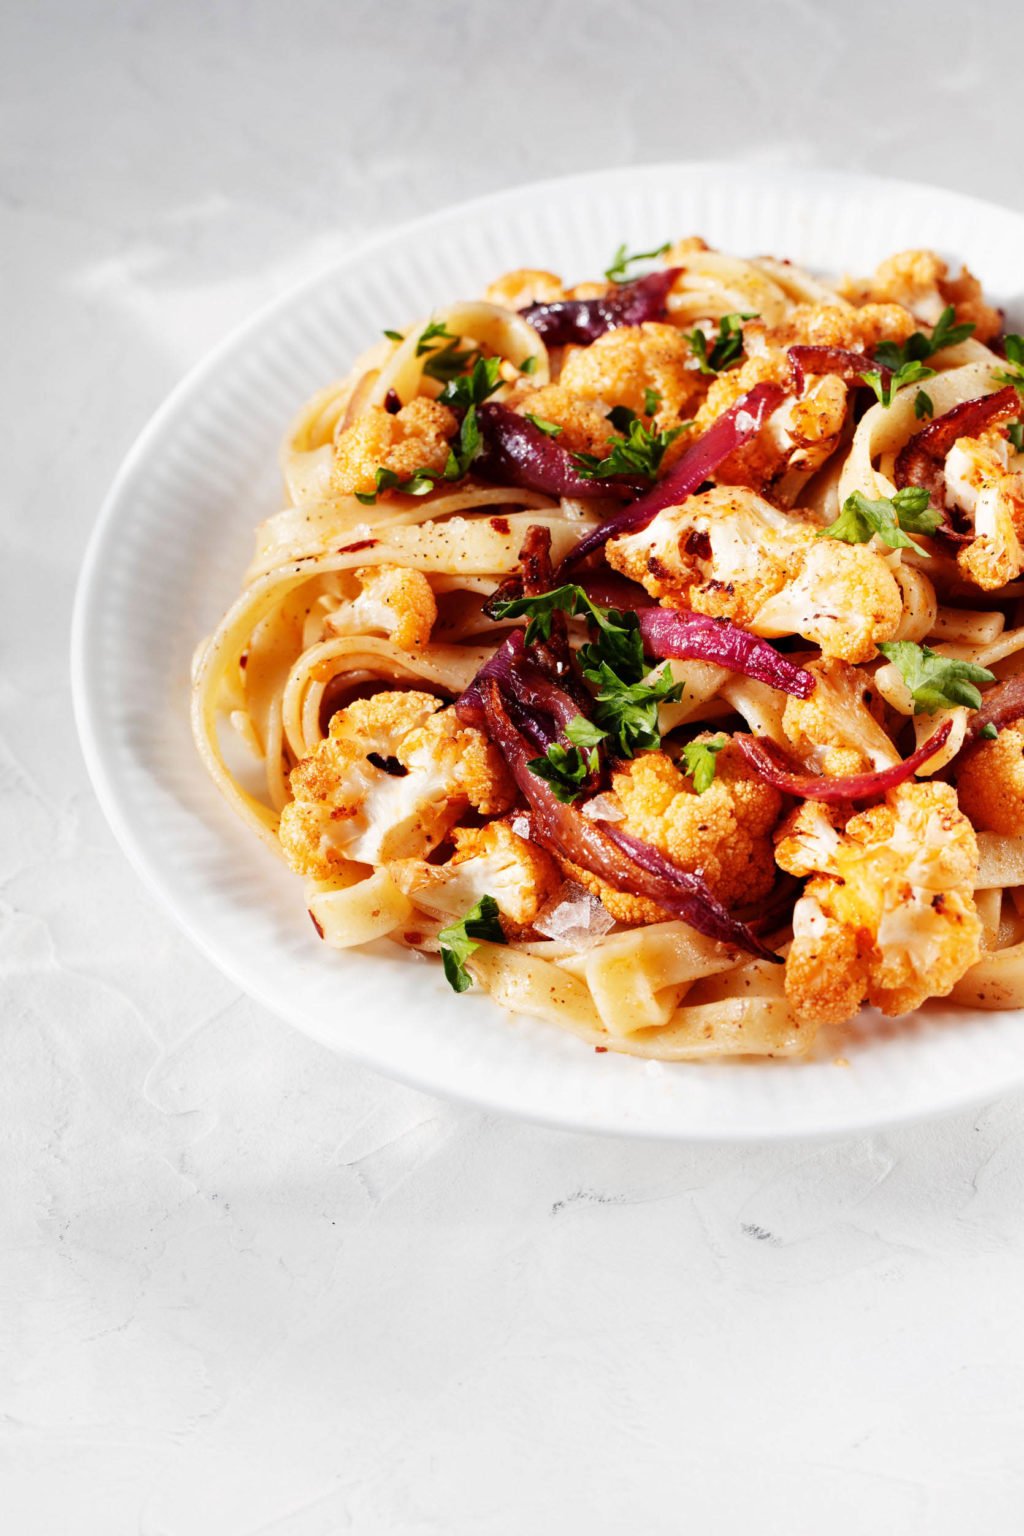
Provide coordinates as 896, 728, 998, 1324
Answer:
191, 237, 1024, 1059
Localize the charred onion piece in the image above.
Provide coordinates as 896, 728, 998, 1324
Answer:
963, 675, 1024, 745
520, 268, 680, 346
581, 575, 816, 698
788, 344, 886, 396
455, 630, 525, 726
482, 682, 778, 961
559, 381, 787, 569
733, 721, 953, 802
475, 402, 642, 499
894, 386, 1019, 500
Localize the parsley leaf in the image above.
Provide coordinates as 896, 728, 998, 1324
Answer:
416, 319, 479, 382
442, 403, 483, 481
487, 584, 646, 679
915, 389, 934, 420
524, 413, 563, 437
994, 334, 1024, 394
416, 319, 456, 356
528, 740, 599, 803
383, 328, 405, 343
519, 355, 539, 375
817, 488, 941, 556
681, 735, 727, 793
980, 722, 999, 740
438, 354, 502, 409
862, 360, 936, 408
686, 312, 758, 375
579, 658, 683, 757
573, 417, 687, 483
877, 641, 995, 714
438, 895, 506, 993
604, 240, 671, 284
1010, 421, 1024, 452
644, 386, 662, 416
874, 305, 975, 370
355, 465, 442, 505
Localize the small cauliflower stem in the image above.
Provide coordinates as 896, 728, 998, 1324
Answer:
776, 782, 982, 1027
782, 658, 900, 776
390, 822, 561, 927
765, 373, 848, 475
484, 268, 566, 309
318, 565, 437, 652
956, 714, 1024, 835
277, 691, 513, 878
330, 398, 457, 498
564, 740, 782, 926
605, 486, 902, 663
946, 433, 1024, 591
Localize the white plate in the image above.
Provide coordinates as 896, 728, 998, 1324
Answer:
73, 163, 1024, 1140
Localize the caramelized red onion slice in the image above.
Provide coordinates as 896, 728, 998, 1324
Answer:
475, 402, 641, 499
482, 683, 777, 961
733, 721, 953, 802
788, 345, 885, 396
520, 268, 681, 345
581, 574, 816, 699
894, 385, 1019, 497
559, 381, 787, 569
963, 675, 1024, 745
455, 630, 524, 726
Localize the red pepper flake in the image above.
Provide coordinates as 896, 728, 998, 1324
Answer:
595, 1046, 608, 1053
403, 931, 425, 946
308, 910, 324, 939
239, 652, 248, 669
384, 388, 402, 415
489, 516, 511, 534
337, 538, 378, 554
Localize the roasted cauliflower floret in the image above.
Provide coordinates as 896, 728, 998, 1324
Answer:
946, 431, 1024, 591
776, 782, 982, 1026
331, 398, 457, 497
558, 322, 705, 431
483, 268, 566, 309
507, 383, 616, 457
768, 301, 917, 352
692, 347, 846, 488
782, 658, 900, 777
605, 486, 902, 663
391, 821, 561, 926
839, 249, 1001, 341
320, 565, 437, 651
564, 740, 783, 925
956, 716, 1024, 835
278, 691, 514, 877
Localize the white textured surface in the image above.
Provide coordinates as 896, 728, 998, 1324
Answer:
7, 1, 1024, 1529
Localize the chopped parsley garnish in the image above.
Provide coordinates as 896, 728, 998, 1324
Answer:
681, 735, 727, 794
861, 360, 936, 408
877, 641, 995, 714
415, 319, 479, 382
524, 413, 563, 437
438, 354, 502, 409
578, 657, 683, 757
1009, 420, 1024, 452
604, 241, 671, 284
994, 334, 1024, 394
817, 487, 941, 557
355, 465, 443, 505
980, 722, 1000, 740
383, 328, 405, 343
438, 895, 506, 992
915, 389, 934, 420
528, 716, 605, 802
874, 305, 976, 371
573, 417, 687, 483
488, 584, 644, 677
686, 312, 758, 375
442, 403, 484, 480
519, 355, 539, 375
643, 386, 662, 416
